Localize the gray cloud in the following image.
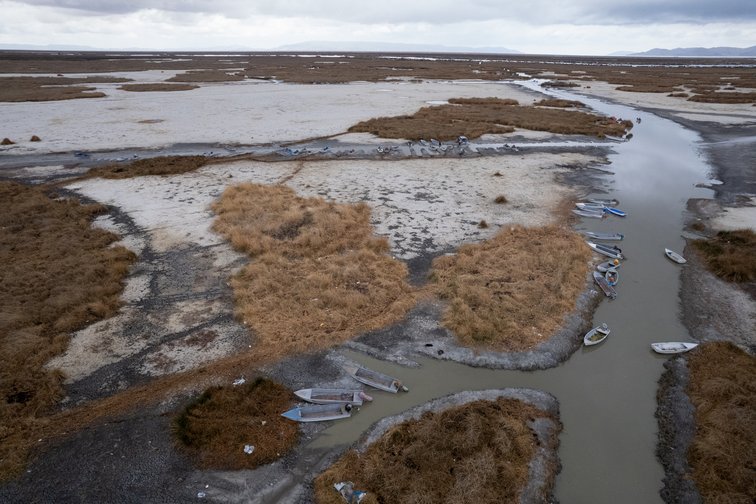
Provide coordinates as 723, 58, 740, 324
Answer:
18, 0, 756, 24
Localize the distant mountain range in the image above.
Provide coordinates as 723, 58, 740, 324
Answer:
274, 41, 520, 54
629, 45, 756, 57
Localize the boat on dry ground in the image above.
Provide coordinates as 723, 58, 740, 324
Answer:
584, 231, 624, 241
573, 209, 605, 219
664, 248, 686, 264
294, 388, 373, 405
343, 364, 408, 393
593, 271, 617, 299
584, 323, 610, 346
281, 403, 353, 423
588, 198, 620, 206
651, 342, 699, 354
587, 241, 624, 260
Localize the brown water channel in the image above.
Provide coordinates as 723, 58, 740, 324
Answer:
283, 85, 714, 503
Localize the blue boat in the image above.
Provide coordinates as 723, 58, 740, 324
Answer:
603, 206, 626, 217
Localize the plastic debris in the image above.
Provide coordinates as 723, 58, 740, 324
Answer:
244, 445, 255, 455
334, 482, 366, 503
197, 492, 206, 499
232, 377, 246, 386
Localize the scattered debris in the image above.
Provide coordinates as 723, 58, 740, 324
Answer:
334, 481, 367, 503
232, 377, 246, 386
243, 445, 255, 455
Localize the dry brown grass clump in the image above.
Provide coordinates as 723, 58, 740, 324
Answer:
0, 76, 129, 102
686, 342, 756, 503
691, 229, 756, 282
29, 135, 41, 142
1, 137, 14, 145
349, 97, 632, 141
315, 397, 557, 504
119, 83, 199, 92
167, 70, 245, 82
494, 195, 508, 204
212, 183, 415, 359
173, 377, 299, 470
0, 181, 135, 477
85, 155, 210, 179
533, 98, 584, 108
429, 226, 591, 351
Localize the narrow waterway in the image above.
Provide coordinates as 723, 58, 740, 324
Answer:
283, 84, 714, 503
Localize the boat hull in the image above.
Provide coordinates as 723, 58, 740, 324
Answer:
593, 272, 617, 299
664, 248, 686, 264
343, 364, 405, 393
651, 342, 698, 354
281, 403, 352, 422
294, 388, 368, 405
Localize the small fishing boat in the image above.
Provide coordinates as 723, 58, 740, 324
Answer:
573, 209, 605, 219
294, 388, 373, 406
588, 198, 619, 206
575, 202, 605, 211
584, 323, 610, 346
281, 403, 353, 423
603, 206, 627, 217
651, 342, 699, 354
587, 241, 623, 260
664, 248, 686, 264
593, 271, 617, 299
605, 268, 619, 286
343, 364, 408, 393
597, 259, 621, 272
584, 231, 624, 241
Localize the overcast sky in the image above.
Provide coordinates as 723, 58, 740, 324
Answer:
1, 0, 755, 54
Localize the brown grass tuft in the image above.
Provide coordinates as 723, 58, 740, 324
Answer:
119, 83, 199, 92
478, 219, 489, 229
0, 181, 135, 478
691, 229, 756, 282
349, 97, 632, 141
494, 195, 508, 204
1, 137, 14, 145
533, 98, 584, 108
686, 342, 756, 503
173, 377, 299, 470
0, 76, 129, 102
167, 70, 245, 83
84, 155, 210, 179
212, 183, 416, 360
29, 135, 41, 142
429, 226, 591, 351
314, 397, 557, 504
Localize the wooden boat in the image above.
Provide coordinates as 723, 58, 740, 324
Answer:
281, 403, 353, 423
588, 198, 619, 206
664, 248, 686, 264
593, 271, 617, 299
587, 241, 623, 260
604, 206, 627, 217
584, 323, 610, 346
584, 231, 624, 241
605, 268, 619, 286
651, 342, 699, 354
597, 259, 621, 272
294, 388, 373, 406
343, 364, 408, 393
573, 209, 605, 219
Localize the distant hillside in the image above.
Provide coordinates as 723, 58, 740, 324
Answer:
274, 41, 520, 54
630, 46, 756, 57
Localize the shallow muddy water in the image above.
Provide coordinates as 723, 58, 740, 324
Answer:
294, 82, 714, 503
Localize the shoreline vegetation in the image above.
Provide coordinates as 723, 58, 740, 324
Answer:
1, 52, 754, 104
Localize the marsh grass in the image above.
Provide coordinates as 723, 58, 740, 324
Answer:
533, 98, 584, 108
687, 342, 756, 503
173, 377, 299, 470
349, 97, 633, 140
167, 70, 245, 82
0, 181, 135, 477
429, 226, 591, 351
84, 156, 210, 179
314, 398, 558, 504
212, 183, 416, 360
0, 76, 129, 102
691, 229, 756, 282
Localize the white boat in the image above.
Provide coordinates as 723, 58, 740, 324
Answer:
584, 231, 624, 241
294, 388, 372, 406
281, 403, 353, 423
584, 323, 610, 346
343, 364, 408, 393
664, 248, 686, 264
587, 241, 624, 260
593, 271, 617, 299
597, 259, 621, 272
588, 198, 619, 206
573, 209, 605, 219
651, 342, 699, 354
575, 202, 605, 211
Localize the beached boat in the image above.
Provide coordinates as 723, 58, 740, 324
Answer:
605, 268, 619, 286
664, 248, 686, 264
281, 403, 353, 423
597, 259, 621, 272
584, 231, 624, 241
588, 198, 620, 206
593, 271, 617, 299
573, 209, 605, 219
575, 202, 605, 211
294, 388, 373, 406
603, 206, 627, 217
584, 323, 610, 346
343, 364, 408, 393
651, 342, 699, 354
587, 241, 623, 260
